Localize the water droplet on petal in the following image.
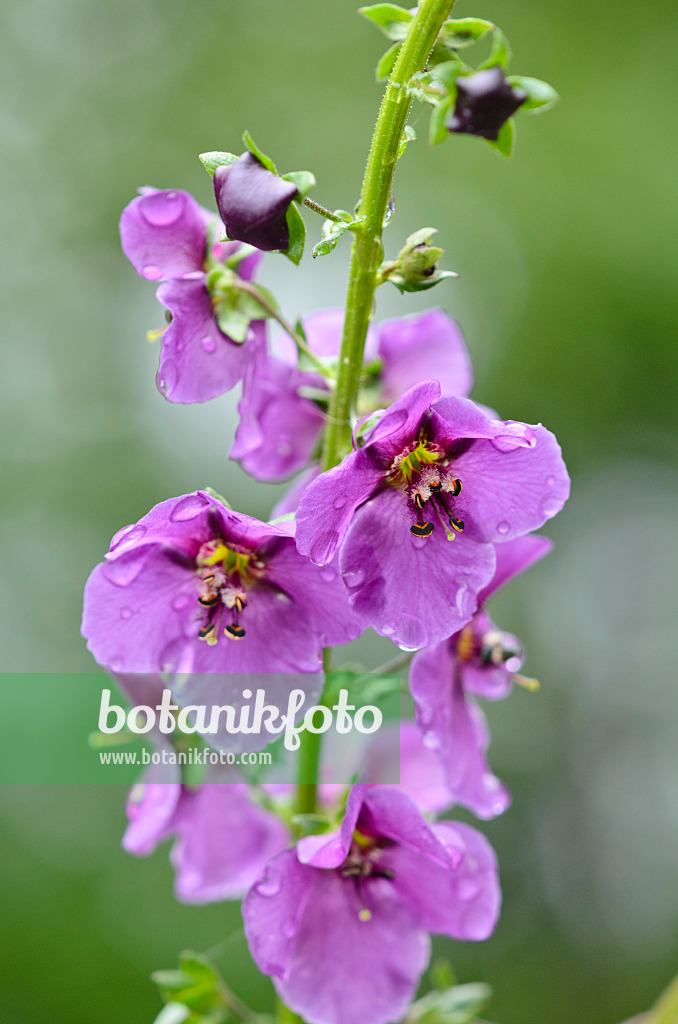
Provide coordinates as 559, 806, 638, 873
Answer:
110, 657, 124, 672
140, 190, 185, 227
344, 567, 365, 589
158, 365, 178, 396
381, 624, 395, 636
201, 335, 217, 353
496, 521, 510, 536
309, 530, 339, 567
540, 494, 561, 518
102, 548, 148, 587
319, 566, 336, 582
546, 474, 556, 487
457, 877, 480, 902
142, 264, 162, 280
111, 522, 147, 551
256, 874, 281, 897
410, 534, 427, 550
169, 493, 210, 522
333, 495, 346, 510
422, 730, 440, 750
120, 607, 133, 620
172, 594, 190, 611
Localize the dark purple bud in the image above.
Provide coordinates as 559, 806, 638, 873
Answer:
448, 66, 526, 141
213, 152, 298, 251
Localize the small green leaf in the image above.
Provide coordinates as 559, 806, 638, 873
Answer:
397, 125, 416, 158
376, 42, 401, 80
441, 16, 493, 47
204, 488, 231, 508
359, 3, 413, 40
283, 202, 306, 264
241, 131, 277, 173
478, 26, 512, 70
486, 117, 514, 157
508, 75, 559, 112
312, 215, 360, 258
430, 959, 456, 991
406, 982, 491, 1024
152, 1004, 192, 1024
282, 170, 316, 201
431, 59, 464, 91
198, 151, 238, 177
429, 95, 453, 145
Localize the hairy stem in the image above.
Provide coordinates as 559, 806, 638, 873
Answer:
303, 196, 343, 222
320, 0, 456, 472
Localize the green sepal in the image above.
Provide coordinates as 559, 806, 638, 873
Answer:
405, 982, 491, 1024
152, 1003, 192, 1024
312, 214, 359, 258
429, 95, 453, 145
282, 170, 316, 201
376, 41, 401, 80
241, 130, 277, 173
508, 75, 559, 113
478, 26, 512, 70
440, 16, 493, 47
204, 487, 231, 508
282, 202, 306, 264
198, 151, 238, 177
151, 951, 227, 1020
358, 3, 413, 41
397, 125, 416, 158
268, 511, 296, 526
430, 59, 464, 91
486, 117, 514, 157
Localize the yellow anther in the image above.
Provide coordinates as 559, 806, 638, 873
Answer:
457, 625, 475, 662
352, 829, 375, 849
358, 908, 372, 922
513, 674, 540, 692
146, 327, 165, 343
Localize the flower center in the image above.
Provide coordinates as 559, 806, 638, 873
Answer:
195, 539, 264, 644
390, 442, 465, 541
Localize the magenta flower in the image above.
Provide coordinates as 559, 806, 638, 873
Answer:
243, 784, 500, 1024
409, 535, 552, 819
295, 380, 569, 650
213, 152, 299, 252
120, 187, 263, 403
232, 307, 472, 482
82, 490, 361, 674
118, 673, 287, 903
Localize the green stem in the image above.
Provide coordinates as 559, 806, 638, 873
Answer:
303, 196, 343, 222
295, 649, 331, 816
320, 0, 456, 472
236, 279, 334, 380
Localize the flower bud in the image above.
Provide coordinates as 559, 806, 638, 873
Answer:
213, 151, 298, 251
448, 66, 526, 141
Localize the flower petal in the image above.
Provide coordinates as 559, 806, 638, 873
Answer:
120, 188, 208, 280
243, 849, 317, 978
156, 276, 259, 403
340, 488, 495, 650
214, 153, 298, 251
378, 309, 473, 403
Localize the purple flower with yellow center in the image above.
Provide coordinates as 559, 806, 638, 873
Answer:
213, 152, 299, 252
243, 784, 500, 1024
120, 187, 263, 403
81, 490, 361, 674
118, 675, 288, 903
448, 66, 527, 141
409, 535, 552, 819
295, 380, 569, 650
232, 307, 472, 482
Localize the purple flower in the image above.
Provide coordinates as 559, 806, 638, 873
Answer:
232, 307, 472, 482
409, 535, 552, 819
118, 673, 287, 903
295, 380, 569, 651
120, 187, 263, 403
243, 784, 500, 1024
213, 152, 299, 252
448, 67, 527, 141
82, 490, 361, 674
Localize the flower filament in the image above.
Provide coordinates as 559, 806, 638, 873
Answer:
195, 539, 262, 644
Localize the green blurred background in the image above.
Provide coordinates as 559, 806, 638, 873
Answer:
1, 0, 677, 1020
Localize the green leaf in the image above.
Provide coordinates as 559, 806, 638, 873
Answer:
440, 16, 493, 47
204, 488, 231, 508
358, 3, 413, 40
429, 95, 453, 145
478, 26, 512, 70
282, 202, 306, 264
376, 42, 401, 81
406, 982, 491, 1024
282, 169, 316, 201
198, 151, 238, 177
241, 130, 277, 173
486, 117, 514, 157
430, 59, 463, 91
508, 75, 560, 113
397, 125, 416, 158
312, 214, 359, 258
152, 1004, 192, 1024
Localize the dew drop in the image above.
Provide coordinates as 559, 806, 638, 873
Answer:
310, 530, 339, 567
140, 190, 185, 227
381, 624, 395, 636
102, 548, 148, 587
256, 875, 281, 897
410, 534, 427, 550
276, 593, 291, 603
541, 494, 561, 517
175, 340, 184, 353
546, 474, 556, 487
457, 877, 480, 902
142, 264, 162, 280
201, 335, 217, 353
120, 607, 133, 620
110, 522, 147, 551
110, 657, 123, 672
319, 566, 336, 582
333, 495, 347, 510
169, 493, 210, 522
172, 594, 190, 611
157, 365, 178, 395
344, 567, 365, 589
422, 730, 440, 750
496, 521, 510, 535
